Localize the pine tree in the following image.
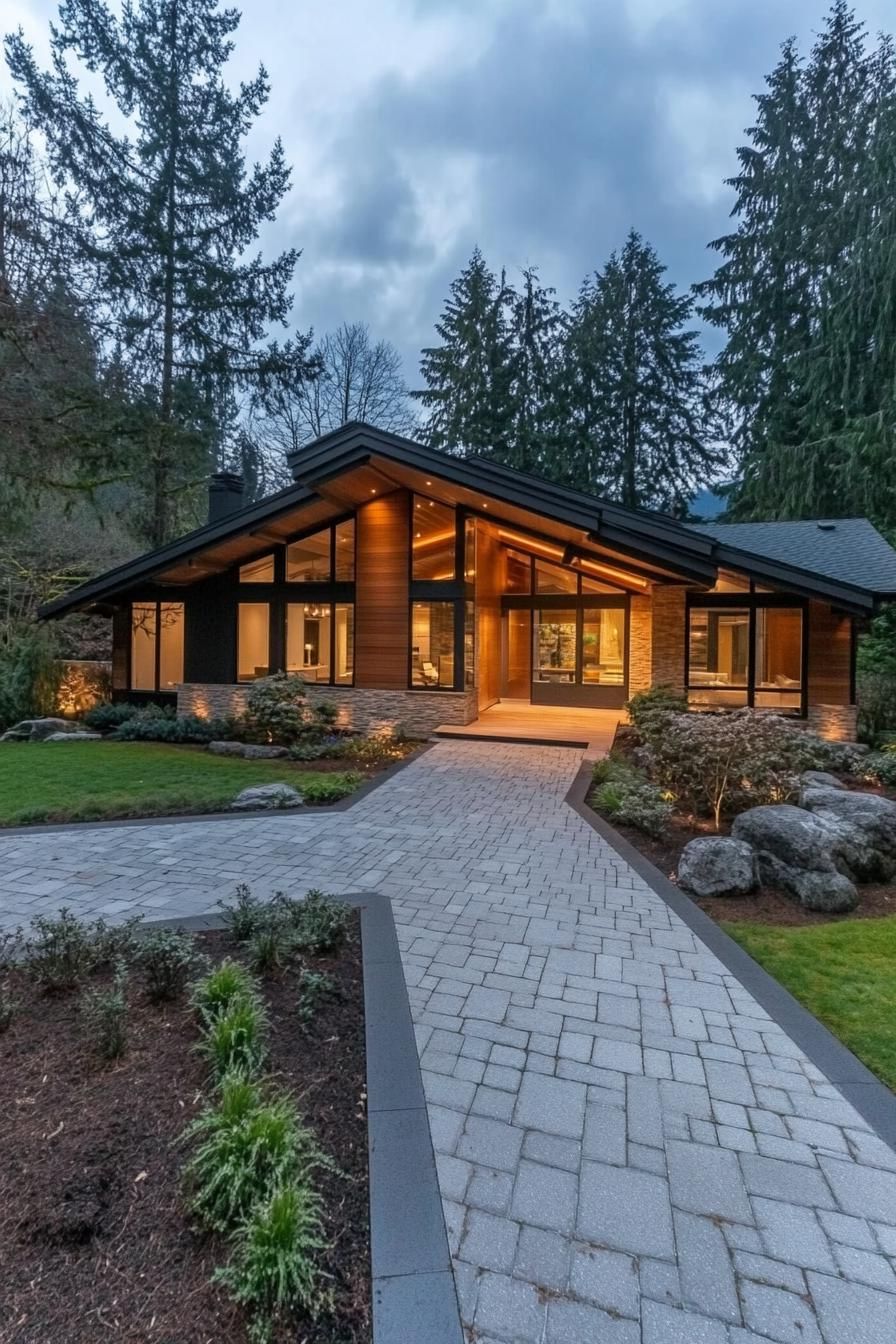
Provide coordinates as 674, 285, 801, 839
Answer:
6, 0, 314, 543
415, 248, 514, 458
505, 267, 563, 474
559, 231, 716, 511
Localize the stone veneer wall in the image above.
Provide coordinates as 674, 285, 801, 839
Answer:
178, 682, 478, 737
626, 587, 687, 697
627, 595, 652, 696
807, 703, 859, 742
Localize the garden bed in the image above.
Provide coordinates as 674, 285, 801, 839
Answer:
0, 902, 370, 1343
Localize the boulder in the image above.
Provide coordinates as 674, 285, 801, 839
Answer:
800, 786, 896, 881
44, 730, 102, 741
0, 717, 78, 742
800, 770, 846, 791
231, 782, 303, 811
241, 744, 289, 759
731, 804, 853, 875
209, 740, 246, 756
759, 855, 859, 913
678, 837, 758, 898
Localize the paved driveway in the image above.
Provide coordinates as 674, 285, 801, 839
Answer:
1, 741, 895, 1342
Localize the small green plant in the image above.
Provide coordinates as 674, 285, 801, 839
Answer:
220, 884, 267, 940
184, 1082, 319, 1232
192, 958, 261, 1024
91, 915, 144, 967
214, 1181, 327, 1342
0, 928, 22, 1032
81, 964, 128, 1059
82, 701, 142, 731
139, 927, 201, 1002
0, 985, 18, 1032
26, 909, 100, 991
590, 757, 673, 838
198, 994, 268, 1079
299, 772, 362, 805
247, 920, 293, 976
296, 969, 337, 1030
278, 890, 349, 956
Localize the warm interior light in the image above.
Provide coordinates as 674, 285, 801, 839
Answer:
574, 553, 649, 589
412, 529, 455, 550
497, 529, 565, 560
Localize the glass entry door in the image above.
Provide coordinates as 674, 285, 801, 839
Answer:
525, 600, 628, 707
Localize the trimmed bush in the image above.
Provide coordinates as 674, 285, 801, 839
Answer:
243, 673, 310, 745
139, 927, 201, 1002
25, 909, 140, 992
112, 711, 237, 743
83, 701, 142, 731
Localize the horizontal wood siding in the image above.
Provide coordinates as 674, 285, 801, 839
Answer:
807, 600, 853, 705
355, 492, 410, 688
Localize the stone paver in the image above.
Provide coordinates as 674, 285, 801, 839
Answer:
1, 740, 895, 1342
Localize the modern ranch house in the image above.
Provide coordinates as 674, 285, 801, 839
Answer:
42, 423, 896, 741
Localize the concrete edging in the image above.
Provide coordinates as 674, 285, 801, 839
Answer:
146, 890, 462, 1344
565, 762, 896, 1154
0, 742, 433, 838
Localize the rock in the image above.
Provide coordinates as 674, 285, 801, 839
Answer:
241, 744, 289, 759
231, 782, 303, 811
731, 804, 853, 876
208, 740, 246, 756
44, 731, 102, 741
800, 786, 896, 881
800, 770, 846, 791
678, 837, 758, 897
0, 717, 79, 742
760, 855, 859, 913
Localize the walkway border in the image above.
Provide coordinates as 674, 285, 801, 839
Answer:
147, 892, 462, 1344
566, 762, 896, 1154
434, 729, 588, 749
0, 743, 432, 838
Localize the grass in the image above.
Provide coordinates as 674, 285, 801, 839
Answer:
724, 916, 896, 1092
0, 741, 361, 826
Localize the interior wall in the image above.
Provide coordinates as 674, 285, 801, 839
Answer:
355, 491, 411, 689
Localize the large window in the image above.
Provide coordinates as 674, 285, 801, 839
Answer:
239, 554, 275, 583
412, 497, 456, 580
283, 601, 354, 685
130, 601, 184, 691
534, 609, 577, 684
688, 602, 804, 712
237, 603, 270, 682
286, 528, 331, 582
411, 602, 455, 687
581, 607, 625, 685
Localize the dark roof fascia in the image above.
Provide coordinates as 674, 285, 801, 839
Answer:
38, 482, 316, 618
712, 544, 876, 613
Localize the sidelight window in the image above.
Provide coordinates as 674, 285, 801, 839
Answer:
130, 601, 184, 691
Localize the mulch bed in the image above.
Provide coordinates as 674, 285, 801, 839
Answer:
606, 813, 896, 926
0, 922, 370, 1344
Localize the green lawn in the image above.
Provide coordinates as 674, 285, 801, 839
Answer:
724, 916, 896, 1092
0, 741, 361, 826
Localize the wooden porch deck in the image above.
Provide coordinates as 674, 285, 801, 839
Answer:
434, 700, 621, 757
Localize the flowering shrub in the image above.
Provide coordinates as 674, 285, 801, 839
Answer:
244, 673, 311, 745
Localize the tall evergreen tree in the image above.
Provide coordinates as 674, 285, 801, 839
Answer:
415, 248, 514, 458
559, 231, 717, 512
505, 267, 563, 475
6, 0, 314, 544
698, 3, 896, 524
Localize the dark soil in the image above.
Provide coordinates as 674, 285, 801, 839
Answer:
0, 922, 370, 1344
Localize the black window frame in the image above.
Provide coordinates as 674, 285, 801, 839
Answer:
685, 589, 809, 716
128, 598, 185, 693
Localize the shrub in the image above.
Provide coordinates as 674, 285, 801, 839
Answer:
192, 958, 260, 1024
330, 734, 412, 769
857, 669, 896, 747
0, 625, 61, 731
244, 673, 310, 745
139, 927, 201, 1002
247, 921, 293, 976
275, 889, 349, 956
83, 701, 142, 731
24, 909, 140, 991
287, 734, 344, 762
112, 711, 236, 743
296, 970, 337, 1030
198, 994, 268, 1079
183, 1085, 312, 1233
300, 772, 362, 805
862, 750, 896, 788
625, 685, 688, 737
590, 758, 673, 838
214, 1182, 327, 1341
0, 929, 21, 1031
313, 700, 338, 729
219, 884, 268, 941
81, 965, 128, 1059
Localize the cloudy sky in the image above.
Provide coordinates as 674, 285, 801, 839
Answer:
5, 0, 894, 384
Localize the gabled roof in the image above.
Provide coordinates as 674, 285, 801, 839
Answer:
39, 422, 896, 618
689, 518, 896, 595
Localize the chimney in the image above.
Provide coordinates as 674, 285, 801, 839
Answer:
208, 471, 245, 524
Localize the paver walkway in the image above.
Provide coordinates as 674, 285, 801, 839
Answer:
1, 741, 895, 1342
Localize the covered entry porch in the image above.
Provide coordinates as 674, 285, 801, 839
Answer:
434, 699, 621, 756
